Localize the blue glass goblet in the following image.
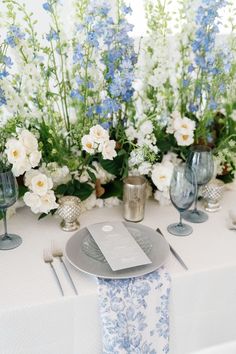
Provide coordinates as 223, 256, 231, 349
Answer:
0, 171, 22, 250
182, 145, 214, 223
167, 164, 197, 237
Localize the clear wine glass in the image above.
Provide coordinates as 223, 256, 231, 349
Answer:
0, 170, 22, 250
167, 164, 197, 236
182, 145, 214, 223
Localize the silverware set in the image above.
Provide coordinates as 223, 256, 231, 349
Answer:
43, 242, 78, 296
156, 228, 188, 271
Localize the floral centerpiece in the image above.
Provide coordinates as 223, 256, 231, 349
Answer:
126, 0, 236, 204
0, 0, 236, 216
0, 0, 136, 216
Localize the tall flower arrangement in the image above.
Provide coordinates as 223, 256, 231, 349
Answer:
126, 0, 236, 204
0, 0, 136, 215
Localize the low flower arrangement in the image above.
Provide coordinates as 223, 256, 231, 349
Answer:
0, 0, 236, 216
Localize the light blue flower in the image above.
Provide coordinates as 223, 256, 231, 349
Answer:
42, 2, 52, 12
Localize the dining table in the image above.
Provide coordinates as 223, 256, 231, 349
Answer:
0, 190, 236, 354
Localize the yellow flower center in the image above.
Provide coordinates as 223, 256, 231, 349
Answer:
182, 134, 189, 141
12, 150, 19, 158
86, 142, 92, 149
37, 181, 44, 187
159, 175, 166, 180
181, 123, 188, 129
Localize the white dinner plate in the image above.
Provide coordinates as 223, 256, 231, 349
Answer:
65, 222, 170, 279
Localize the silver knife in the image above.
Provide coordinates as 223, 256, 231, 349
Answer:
156, 228, 188, 270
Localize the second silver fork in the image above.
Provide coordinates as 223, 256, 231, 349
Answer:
51, 241, 78, 295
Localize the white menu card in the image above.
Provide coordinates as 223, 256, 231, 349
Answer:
87, 221, 152, 271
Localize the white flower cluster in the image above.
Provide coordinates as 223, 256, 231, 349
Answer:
166, 111, 196, 146
40, 162, 71, 187
5, 130, 42, 176
23, 170, 58, 214
81, 125, 117, 160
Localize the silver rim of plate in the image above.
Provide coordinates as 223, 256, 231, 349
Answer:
65, 222, 170, 279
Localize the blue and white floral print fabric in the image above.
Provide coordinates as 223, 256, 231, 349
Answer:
98, 267, 171, 354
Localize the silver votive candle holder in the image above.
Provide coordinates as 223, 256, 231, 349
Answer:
123, 176, 147, 222
57, 196, 81, 231
201, 179, 225, 213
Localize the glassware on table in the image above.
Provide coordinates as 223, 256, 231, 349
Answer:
123, 176, 147, 222
0, 170, 22, 250
182, 145, 214, 223
201, 179, 225, 212
57, 196, 81, 231
167, 164, 197, 237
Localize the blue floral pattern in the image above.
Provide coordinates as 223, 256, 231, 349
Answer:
98, 267, 171, 354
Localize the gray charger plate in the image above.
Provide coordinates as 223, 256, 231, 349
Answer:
65, 221, 170, 279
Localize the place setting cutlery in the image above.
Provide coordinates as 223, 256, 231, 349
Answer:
43, 243, 78, 296
156, 228, 188, 271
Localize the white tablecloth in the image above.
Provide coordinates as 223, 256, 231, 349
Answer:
1, 191, 236, 354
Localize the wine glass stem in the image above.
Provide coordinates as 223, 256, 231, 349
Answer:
2, 209, 10, 241
193, 185, 199, 212
178, 213, 183, 227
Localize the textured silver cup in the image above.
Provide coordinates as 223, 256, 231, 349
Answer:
123, 176, 147, 222
202, 179, 225, 212
57, 196, 81, 231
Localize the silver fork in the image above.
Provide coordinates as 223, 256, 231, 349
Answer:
51, 241, 78, 295
43, 248, 64, 296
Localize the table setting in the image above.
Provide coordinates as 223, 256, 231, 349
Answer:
0, 0, 236, 353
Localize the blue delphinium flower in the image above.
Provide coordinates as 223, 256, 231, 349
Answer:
46, 29, 59, 41
71, 0, 136, 123
5, 25, 25, 47
189, 0, 229, 114
42, 2, 52, 12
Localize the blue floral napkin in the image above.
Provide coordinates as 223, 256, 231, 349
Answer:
98, 267, 171, 354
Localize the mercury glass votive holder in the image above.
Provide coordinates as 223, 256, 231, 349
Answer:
57, 196, 81, 231
201, 179, 225, 213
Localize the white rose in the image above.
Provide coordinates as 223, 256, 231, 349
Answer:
81, 134, 96, 154
12, 159, 31, 177
24, 169, 39, 187
89, 124, 109, 144
151, 161, 174, 192
29, 150, 42, 168
23, 192, 42, 214
173, 116, 196, 134
5, 139, 26, 165
30, 173, 53, 196
101, 140, 117, 160
39, 191, 58, 214
174, 131, 194, 146
19, 129, 38, 153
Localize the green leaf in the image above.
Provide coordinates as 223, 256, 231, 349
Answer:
18, 185, 28, 198
99, 149, 128, 177
101, 179, 123, 199
55, 180, 94, 201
